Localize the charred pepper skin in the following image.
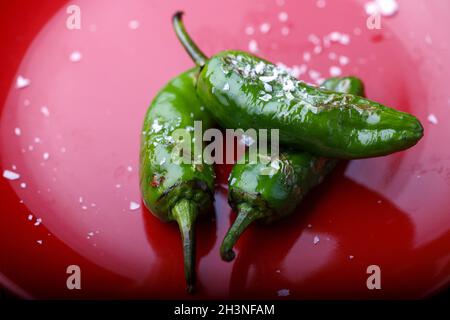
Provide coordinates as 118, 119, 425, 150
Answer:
139, 68, 215, 292
173, 12, 423, 159
221, 77, 365, 262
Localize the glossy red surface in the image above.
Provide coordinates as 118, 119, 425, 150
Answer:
1, 0, 449, 299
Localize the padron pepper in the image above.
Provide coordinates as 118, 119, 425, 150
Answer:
173, 12, 423, 159
220, 76, 365, 261
139, 68, 215, 292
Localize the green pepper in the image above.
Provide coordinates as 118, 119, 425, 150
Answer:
139, 68, 215, 292
220, 76, 365, 261
173, 12, 423, 159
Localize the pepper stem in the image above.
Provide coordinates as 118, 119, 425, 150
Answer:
172, 199, 198, 293
220, 203, 264, 262
172, 11, 208, 67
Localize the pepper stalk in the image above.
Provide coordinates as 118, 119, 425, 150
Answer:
172, 11, 208, 67
220, 203, 265, 262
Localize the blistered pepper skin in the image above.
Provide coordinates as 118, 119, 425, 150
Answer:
173, 12, 423, 159
221, 77, 365, 261
197, 51, 423, 159
139, 68, 215, 292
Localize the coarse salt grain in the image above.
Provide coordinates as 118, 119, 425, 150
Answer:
248, 40, 258, 53
281, 27, 290, 36
277, 289, 290, 297
43, 152, 50, 160
254, 61, 265, 74
366, 0, 399, 17
41, 106, 50, 117
313, 46, 322, 54
278, 12, 288, 22
128, 20, 140, 30
308, 34, 321, 45
303, 52, 311, 62
70, 51, 82, 62
428, 114, 438, 124
3, 170, 20, 180
329, 31, 341, 41
14, 128, 21, 136
129, 201, 140, 211
376, 0, 399, 16
28, 214, 33, 221
329, 66, 342, 76
259, 23, 271, 34
20, 182, 27, 189
151, 119, 163, 133
309, 70, 321, 80
340, 34, 350, 45
339, 55, 350, 66
241, 134, 255, 146
316, 0, 326, 8
36, 240, 43, 245
313, 235, 320, 244
245, 26, 255, 35
264, 83, 273, 92
365, 1, 379, 15
16, 76, 30, 89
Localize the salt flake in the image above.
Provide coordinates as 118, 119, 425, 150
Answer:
129, 201, 140, 211
128, 20, 140, 30
313, 235, 320, 244
41, 106, 50, 117
259, 23, 271, 34
70, 51, 82, 62
16, 76, 30, 89
428, 113, 438, 124
248, 40, 258, 53
3, 170, 20, 180
245, 26, 255, 35
329, 66, 342, 77
277, 289, 290, 297
278, 12, 288, 22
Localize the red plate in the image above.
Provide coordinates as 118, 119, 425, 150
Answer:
1, 0, 449, 299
